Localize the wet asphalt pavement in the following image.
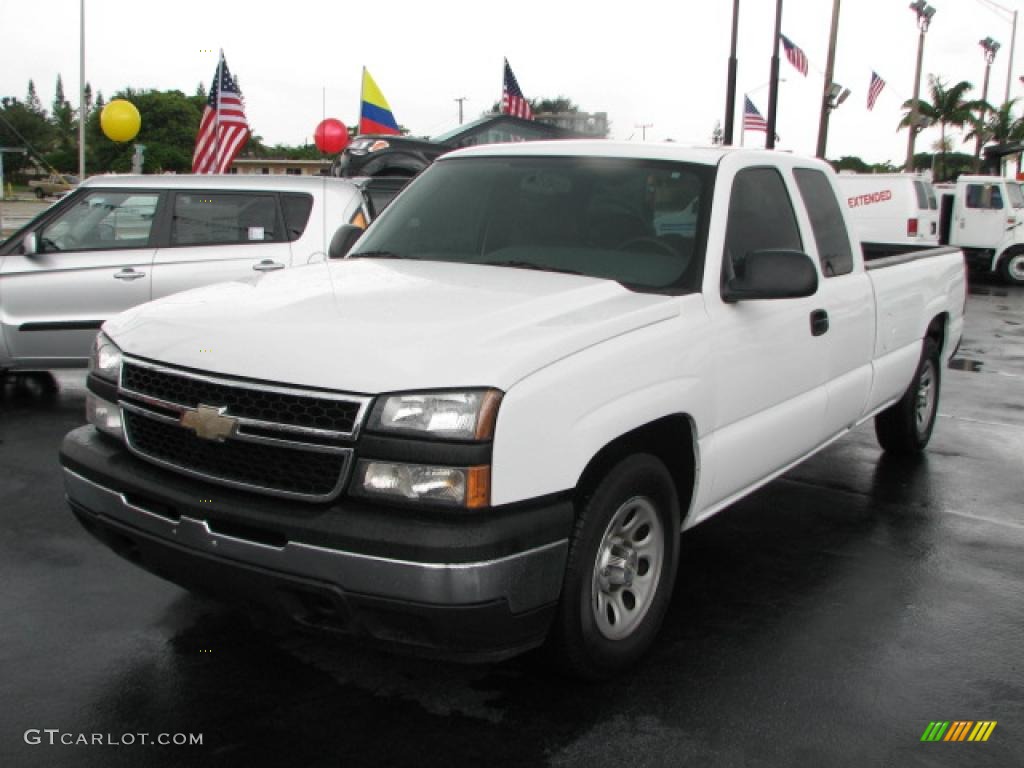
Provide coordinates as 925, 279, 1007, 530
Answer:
1, 277, 1022, 768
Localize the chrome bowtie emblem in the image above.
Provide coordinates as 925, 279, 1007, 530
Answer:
180, 404, 238, 442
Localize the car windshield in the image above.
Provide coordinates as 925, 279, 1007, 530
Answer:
350, 156, 714, 293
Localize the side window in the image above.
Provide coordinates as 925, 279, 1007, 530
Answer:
723, 167, 802, 284
912, 181, 929, 210
793, 169, 854, 277
280, 193, 314, 240
171, 193, 281, 246
966, 184, 1004, 210
39, 191, 159, 252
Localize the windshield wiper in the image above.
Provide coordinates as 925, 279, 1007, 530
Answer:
485, 260, 584, 276
348, 251, 418, 260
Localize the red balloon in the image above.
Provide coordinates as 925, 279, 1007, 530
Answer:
314, 118, 350, 154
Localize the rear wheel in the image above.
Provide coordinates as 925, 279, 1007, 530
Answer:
999, 248, 1024, 285
34, 187, 45, 199
549, 453, 680, 679
875, 337, 941, 453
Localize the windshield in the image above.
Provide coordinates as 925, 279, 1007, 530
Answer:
351, 156, 714, 293
1007, 182, 1024, 209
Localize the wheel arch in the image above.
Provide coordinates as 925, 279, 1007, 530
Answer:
574, 414, 697, 528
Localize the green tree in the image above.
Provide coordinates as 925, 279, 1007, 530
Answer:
0, 91, 55, 176
87, 88, 205, 173
25, 80, 44, 117
48, 73, 77, 170
900, 76, 987, 181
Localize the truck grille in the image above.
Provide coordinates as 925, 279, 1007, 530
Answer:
118, 358, 371, 502
121, 361, 363, 435
123, 411, 348, 499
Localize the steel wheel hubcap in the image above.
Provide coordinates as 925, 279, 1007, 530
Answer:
591, 496, 664, 641
915, 360, 937, 434
1010, 256, 1024, 280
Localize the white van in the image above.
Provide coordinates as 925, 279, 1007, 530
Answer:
0, 174, 376, 371
837, 173, 939, 247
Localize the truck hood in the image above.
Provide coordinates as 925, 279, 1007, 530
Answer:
104, 259, 679, 393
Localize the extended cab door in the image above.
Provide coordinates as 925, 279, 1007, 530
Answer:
702, 165, 828, 508
0, 188, 159, 366
791, 168, 875, 436
954, 181, 1007, 248
151, 190, 293, 300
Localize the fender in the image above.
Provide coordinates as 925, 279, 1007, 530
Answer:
490, 299, 714, 507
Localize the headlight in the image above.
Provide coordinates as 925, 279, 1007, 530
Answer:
88, 332, 122, 383
367, 389, 502, 440
355, 460, 490, 508
86, 393, 124, 440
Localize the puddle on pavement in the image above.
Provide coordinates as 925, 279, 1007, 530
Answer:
949, 358, 983, 372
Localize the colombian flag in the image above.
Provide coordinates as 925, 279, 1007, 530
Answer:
359, 68, 401, 135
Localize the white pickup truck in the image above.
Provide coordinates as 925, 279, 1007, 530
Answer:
60, 142, 966, 678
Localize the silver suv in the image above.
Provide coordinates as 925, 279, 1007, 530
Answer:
0, 174, 373, 372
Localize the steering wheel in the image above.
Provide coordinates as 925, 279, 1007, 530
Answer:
617, 235, 677, 258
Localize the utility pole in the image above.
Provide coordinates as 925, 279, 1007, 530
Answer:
815, 0, 842, 159
905, 1, 936, 172
635, 123, 653, 140
723, 0, 741, 145
976, 0, 1018, 104
976, 37, 1000, 168
454, 97, 468, 125
765, 0, 784, 150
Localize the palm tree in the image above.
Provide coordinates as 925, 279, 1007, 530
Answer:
964, 100, 1024, 174
900, 76, 987, 180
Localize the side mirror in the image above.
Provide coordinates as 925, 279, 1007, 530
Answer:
22, 232, 38, 256
722, 249, 818, 302
328, 224, 364, 259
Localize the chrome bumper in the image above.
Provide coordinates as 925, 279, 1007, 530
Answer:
63, 467, 568, 613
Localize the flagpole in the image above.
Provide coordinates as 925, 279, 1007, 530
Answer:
723, 0, 740, 145
214, 50, 223, 173
815, 0, 841, 159
359, 66, 365, 133
765, 0, 783, 149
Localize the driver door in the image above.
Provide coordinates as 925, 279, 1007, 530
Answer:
0, 189, 160, 366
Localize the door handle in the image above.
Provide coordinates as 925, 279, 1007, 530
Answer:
113, 268, 146, 280
810, 309, 829, 337
252, 260, 285, 272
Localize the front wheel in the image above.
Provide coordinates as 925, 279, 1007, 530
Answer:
875, 337, 941, 453
548, 453, 680, 679
999, 248, 1024, 285
34, 187, 45, 199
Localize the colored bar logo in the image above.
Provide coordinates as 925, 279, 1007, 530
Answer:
921, 721, 997, 742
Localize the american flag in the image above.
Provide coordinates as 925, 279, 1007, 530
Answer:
780, 34, 809, 77
743, 96, 768, 133
192, 52, 250, 174
867, 71, 886, 111
501, 58, 533, 120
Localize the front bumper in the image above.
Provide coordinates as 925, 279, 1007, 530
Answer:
61, 426, 573, 660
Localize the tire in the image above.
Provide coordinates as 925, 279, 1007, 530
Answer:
548, 453, 680, 680
34, 187, 45, 199
875, 337, 941, 454
999, 248, 1024, 285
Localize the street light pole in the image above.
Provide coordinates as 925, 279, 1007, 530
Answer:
905, 2, 935, 172
976, 37, 1000, 168
454, 97, 467, 125
816, 0, 842, 159
723, 0, 740, 145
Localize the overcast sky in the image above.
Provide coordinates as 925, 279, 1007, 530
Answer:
0, 0, 1019, 164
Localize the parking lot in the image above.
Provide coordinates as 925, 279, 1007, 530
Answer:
0, 277, 1021, 768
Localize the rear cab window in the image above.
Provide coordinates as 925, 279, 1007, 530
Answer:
280, 193, 314, 240
793, 169, 854, 277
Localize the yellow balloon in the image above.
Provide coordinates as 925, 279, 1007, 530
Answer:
100, 99, 141, 143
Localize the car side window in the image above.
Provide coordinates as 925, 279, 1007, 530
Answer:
723, 167, 803, 285
793, 169, 854, 277
171, 193, 281, 246
39, 191, 159, 253
966, 184, 1004, 210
